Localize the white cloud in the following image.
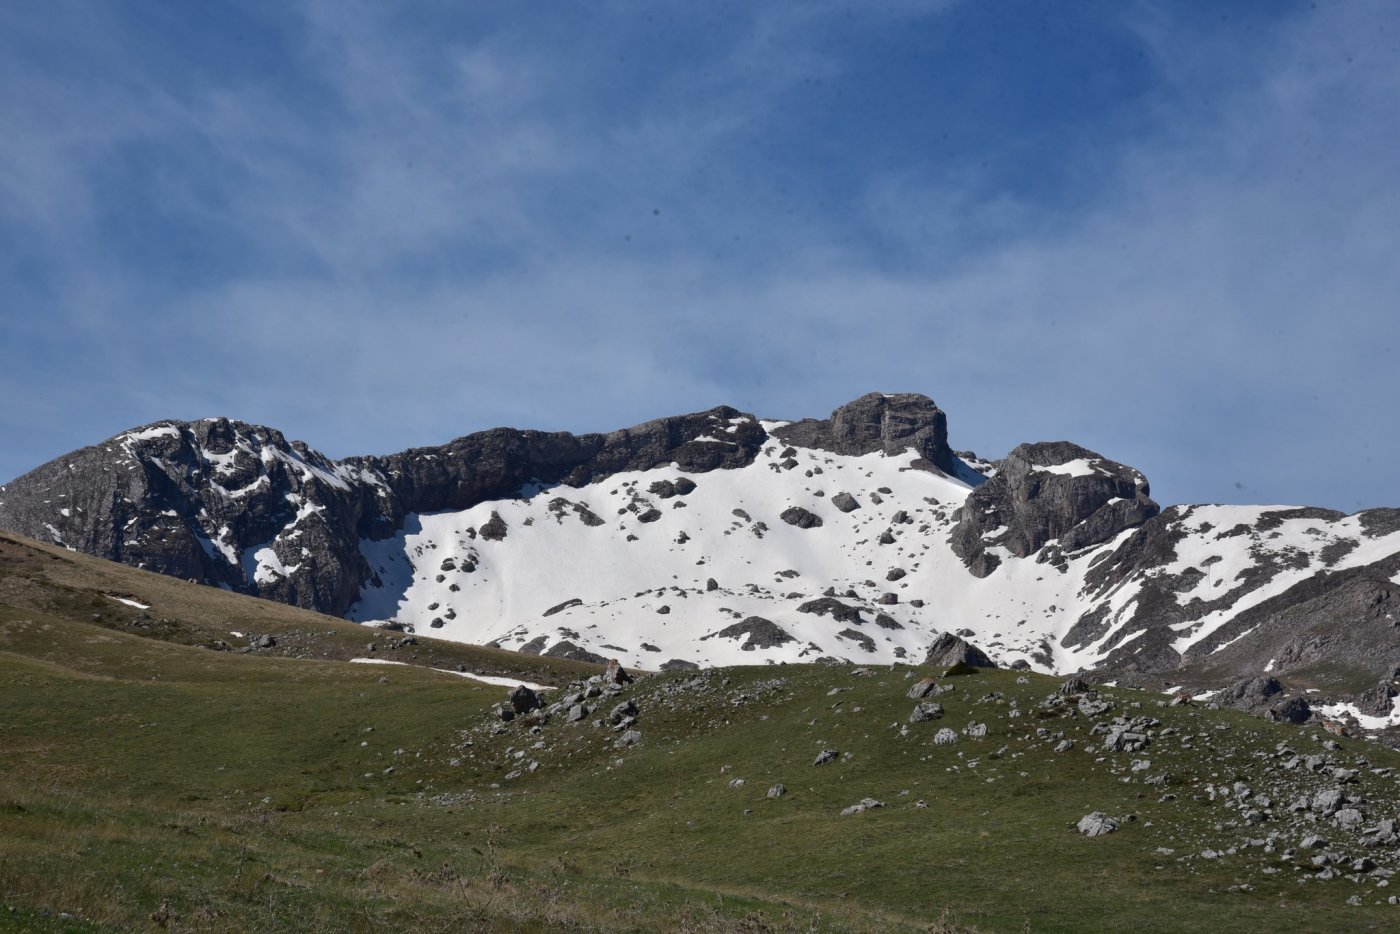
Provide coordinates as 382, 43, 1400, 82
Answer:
1, 1, 1397, 512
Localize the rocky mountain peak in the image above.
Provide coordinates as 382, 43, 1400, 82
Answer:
770, 392, 955, 472
949, 440, 1160, 578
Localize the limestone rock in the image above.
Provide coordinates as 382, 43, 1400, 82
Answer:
923, 632, 995, 669
950, 441, 1158, 578
770, 393, 957, 472
909, 702, 944, 723
1077, 812, 1119, 837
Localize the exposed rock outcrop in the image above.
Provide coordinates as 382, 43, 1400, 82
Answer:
924, 632, 996, 669
949, 441, 1159, 578
771, 393, 957, 473
701, 616, 796, 651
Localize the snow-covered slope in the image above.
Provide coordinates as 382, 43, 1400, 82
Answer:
349, 437, 990, 670
344, 437, 1400, 676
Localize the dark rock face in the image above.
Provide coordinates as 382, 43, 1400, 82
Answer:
508, 685, 542, 714
479, 511, 509, 542
547, 497, 606, 527
1359, 681, 1399, 717
542, 640, 608, 665
648, 480, 680, 499
795, 598, 864, 625
359, 405, 767, 522
543, 598, 584, 618
771, 393, 957, 472
0, 418, 379, 614
1221, 677, 1283, 714
831, 492, 860, 513
949, 441, 1159, 578
923, 632, 996, 669
1359, 508, 1400, 539
1056, 501, 1400, 690
780, 507, 823, 529
1175, 555, 1400, 686
1269, 696, 1313, 724
518, 635, 548, 655
837, 629, 876, 652
702, 616, 795, 651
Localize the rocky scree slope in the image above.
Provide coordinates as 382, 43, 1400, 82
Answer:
3, 392, 1400, 720
471, 662, 1400, 915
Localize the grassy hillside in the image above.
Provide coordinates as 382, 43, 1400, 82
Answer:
0, 531, 597, 683
3, 532, 1400, 931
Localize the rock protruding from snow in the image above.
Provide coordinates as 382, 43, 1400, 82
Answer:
479, 511, 509, 541
949, 441, 1159, 577
796, 597, 864, 625
702, 616, 796, 651
780, 507, 823, 529
831, 492, 860, 513
1359, 681, 1399, 717
770, 393, 957, 473
544, 641, 608, 665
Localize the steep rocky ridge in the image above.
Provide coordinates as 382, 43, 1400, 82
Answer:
0, 406, 769, 617
350, 405, 768, 523
0, 419, 382, 613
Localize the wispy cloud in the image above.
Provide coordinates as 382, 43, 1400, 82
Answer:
1, 1, 1397, 511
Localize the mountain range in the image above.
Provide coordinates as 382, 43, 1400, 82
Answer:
3, 391, 1397, 729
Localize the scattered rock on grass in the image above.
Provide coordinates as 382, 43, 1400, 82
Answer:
910, 702, 944, 723
1077, 812, 1119, 837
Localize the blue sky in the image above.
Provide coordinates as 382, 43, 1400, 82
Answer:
2, 1, 1398, 511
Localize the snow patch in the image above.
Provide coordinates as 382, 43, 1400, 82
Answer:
347, 658, 550, 691
1318, 695, 1400, 731
242, 543, 300, 585
1036, 458, 1103, 478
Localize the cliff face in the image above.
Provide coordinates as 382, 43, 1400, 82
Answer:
949, 441, 1160, 578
